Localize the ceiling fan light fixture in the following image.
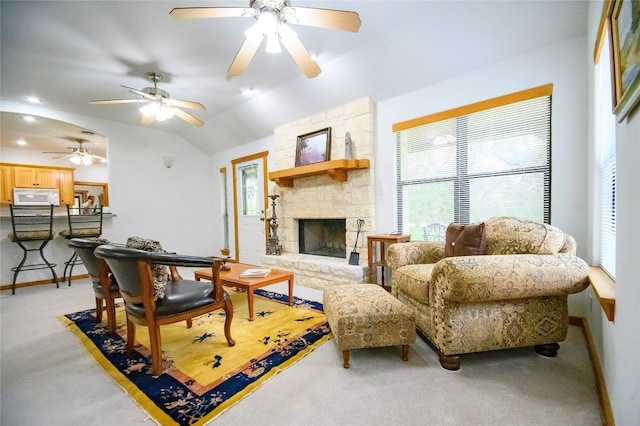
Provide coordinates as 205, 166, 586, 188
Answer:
257, 11, 278, 34
244, 22, 263, 42
266, 33, 281, 53
139, 102, 175, 122
69, 155, 82, 165
155, 104, 175, 121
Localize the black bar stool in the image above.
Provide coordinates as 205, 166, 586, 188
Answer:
59, 205, 103, 285
8, 204, 59, 295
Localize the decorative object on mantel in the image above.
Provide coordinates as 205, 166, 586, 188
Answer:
345, 132, 353, 159
220, 248, 231, 271
295, 127, 331, 167
261, 194, 282, 255
269, 158, 370, 187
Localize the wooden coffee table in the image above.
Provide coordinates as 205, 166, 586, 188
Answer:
194, 263, 294, 321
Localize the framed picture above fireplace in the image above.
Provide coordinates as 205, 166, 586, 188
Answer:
295, 127, 331, 167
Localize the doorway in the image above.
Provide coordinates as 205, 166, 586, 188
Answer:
231, 151, 269, 266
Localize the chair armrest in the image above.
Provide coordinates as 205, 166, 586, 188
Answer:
386, 241, 445, 270
432, 253, 590, 303
139, 251, 222, 269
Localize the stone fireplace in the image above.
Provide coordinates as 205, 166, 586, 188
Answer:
298, 218, 346, 258
261, 97, 376, 290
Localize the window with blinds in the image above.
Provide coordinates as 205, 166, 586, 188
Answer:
594, 24, 617, 279
393, 85, 551, 241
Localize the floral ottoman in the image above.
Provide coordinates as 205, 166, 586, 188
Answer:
323, 284, 416, 368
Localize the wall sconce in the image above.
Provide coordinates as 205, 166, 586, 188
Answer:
161, 153, 175, 169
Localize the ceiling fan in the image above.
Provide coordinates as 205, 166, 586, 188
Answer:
170, 0, 361, 78
43, 139, 106, 166
89, 72, 206, 127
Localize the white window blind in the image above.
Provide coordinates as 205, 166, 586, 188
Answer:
594, 33, 617, 278
394, 86, 551, 241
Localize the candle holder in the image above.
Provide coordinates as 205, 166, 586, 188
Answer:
219, 248, 231, 271
260, 194, 282, 255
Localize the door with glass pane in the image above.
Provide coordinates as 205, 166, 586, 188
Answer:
233, 156, 267, 265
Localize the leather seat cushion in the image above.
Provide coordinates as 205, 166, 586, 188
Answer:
125, 280, 216, 318
393, 264, 434, 304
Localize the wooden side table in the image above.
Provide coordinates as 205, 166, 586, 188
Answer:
367, 234, 411, 290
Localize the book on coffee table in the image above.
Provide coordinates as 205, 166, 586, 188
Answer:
239, 268, 271, 278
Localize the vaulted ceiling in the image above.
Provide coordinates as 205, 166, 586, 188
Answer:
1, 1, 587, 157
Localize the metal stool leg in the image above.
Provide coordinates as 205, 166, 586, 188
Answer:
39, 240, 59, 288
66, 251, 79, 286
11, 242, 29, 295
11, 239, 59, 294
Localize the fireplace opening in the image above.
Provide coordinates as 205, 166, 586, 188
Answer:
298, 219, 346, 259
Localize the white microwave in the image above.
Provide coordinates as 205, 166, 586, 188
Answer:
13, 188, 60, 206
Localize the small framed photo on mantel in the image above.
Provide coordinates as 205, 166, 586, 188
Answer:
295, 127, 331, 167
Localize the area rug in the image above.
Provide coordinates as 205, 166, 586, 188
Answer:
58, 288, 331, 426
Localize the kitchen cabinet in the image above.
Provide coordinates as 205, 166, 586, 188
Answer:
0, 166, 15, 204
14, 167, 59, 188
0, 164, 76, 205
58, 169, 75, 205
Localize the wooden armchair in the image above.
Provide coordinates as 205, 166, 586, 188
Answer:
94, 244, 235, 376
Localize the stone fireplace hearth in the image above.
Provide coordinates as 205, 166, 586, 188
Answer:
262, 97, 376, 290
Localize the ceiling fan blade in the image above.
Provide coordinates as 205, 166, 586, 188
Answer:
170, 7, 253, 19
51, 154, 73, 159
89, 98, 146, 105
122, 85, 156, 101
164, 98, 207, 111
228, 36, 263, 77
281, 36, 321, 78
140, 113, 155, 126
287, 7, 361, 32
173, 107, 204, 128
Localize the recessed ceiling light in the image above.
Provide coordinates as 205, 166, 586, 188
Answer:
22, 115, 36, 122
25, 96, 42, 104
16, 139, 27, 146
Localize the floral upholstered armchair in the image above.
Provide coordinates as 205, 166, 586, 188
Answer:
386, 217, 590, 371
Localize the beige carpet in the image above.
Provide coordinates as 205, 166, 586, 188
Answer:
1, 276, 603, 425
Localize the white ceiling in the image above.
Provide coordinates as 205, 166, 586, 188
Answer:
0, 1, 588, 157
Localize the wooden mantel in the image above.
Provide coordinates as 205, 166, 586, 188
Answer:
269, 159, 370, 187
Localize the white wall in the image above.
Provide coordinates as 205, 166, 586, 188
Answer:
585, 2, 640, 424
1, 101, 217, 259
375, 36, 589, 257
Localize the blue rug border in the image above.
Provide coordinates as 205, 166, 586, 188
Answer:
63, 289, 328, 426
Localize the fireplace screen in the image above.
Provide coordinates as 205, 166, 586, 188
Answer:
298, 219, 346, 259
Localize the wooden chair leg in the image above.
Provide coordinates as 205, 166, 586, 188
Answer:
126, 318, 135, 355
438, 351, 461, 371
105, 297, 117, 335
401, 345, 410, 361
95, 297, 103, 323
535, 342, 560, 357
223, 299, 235, 347
186, 318, 193, 328
149, 325, 163, 376
342, 350, 350, 368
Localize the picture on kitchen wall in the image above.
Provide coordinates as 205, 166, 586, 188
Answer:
295, 127, 331, 167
